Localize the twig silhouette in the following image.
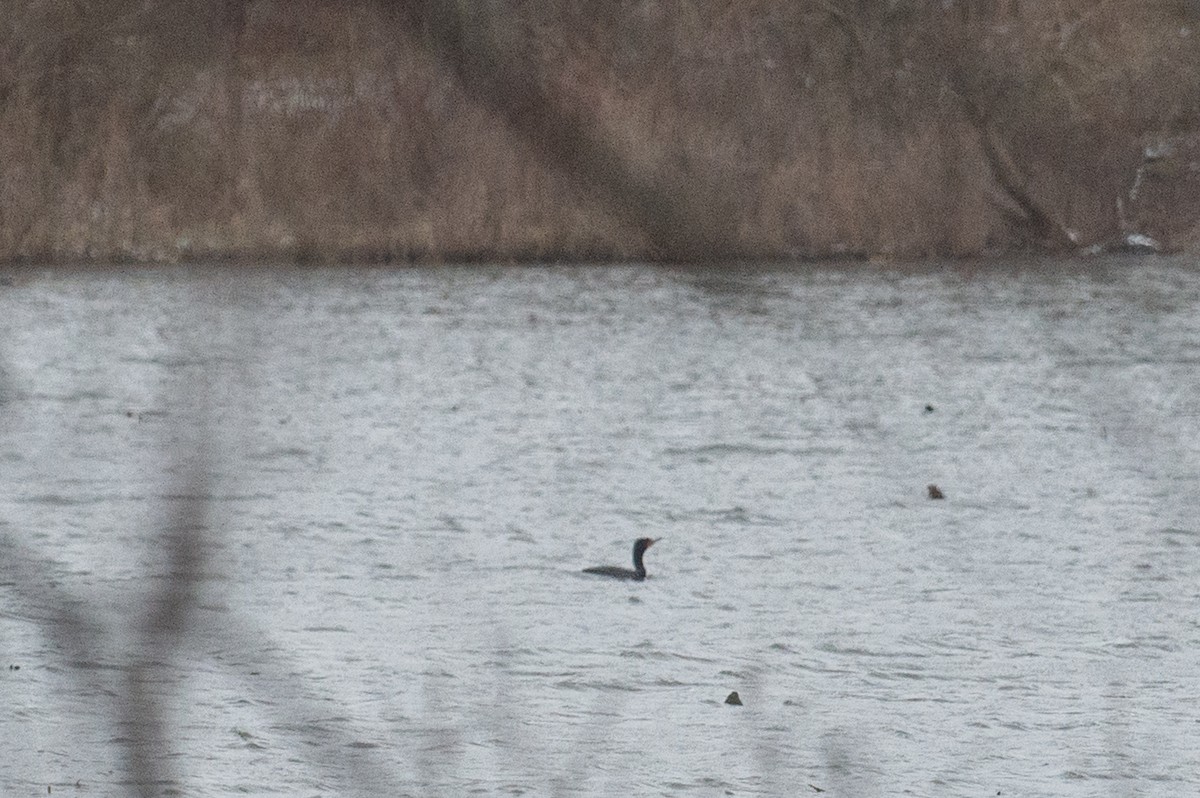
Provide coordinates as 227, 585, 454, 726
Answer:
383, 0, 753, 262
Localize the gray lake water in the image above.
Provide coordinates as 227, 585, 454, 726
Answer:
1, 259, 1199, 797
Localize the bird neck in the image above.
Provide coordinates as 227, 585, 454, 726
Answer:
633, 545, 646, 576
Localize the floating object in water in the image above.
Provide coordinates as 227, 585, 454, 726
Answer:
1121, 233, 1161, 254
927, 484, 945, 500
582, 538, 660, 581
725, 691, 742, 705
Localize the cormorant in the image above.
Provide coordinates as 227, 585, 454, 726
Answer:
582, 537, 660, 581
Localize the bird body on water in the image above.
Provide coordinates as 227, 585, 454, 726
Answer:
582, 537, 660, 580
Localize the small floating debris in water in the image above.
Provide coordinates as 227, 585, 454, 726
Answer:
724, 691, 742, 705
808, 784, 826, 793
927, 484, 945, 500
923, 404, 935, 413
7, 664, 19, 670
1121, 233, 1161, 254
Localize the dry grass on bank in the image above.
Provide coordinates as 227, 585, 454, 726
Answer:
1, 1, 1198, 263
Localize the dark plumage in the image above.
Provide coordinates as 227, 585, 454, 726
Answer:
582, 537, 660, 581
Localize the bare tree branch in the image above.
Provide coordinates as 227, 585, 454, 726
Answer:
382, 0, 756, 262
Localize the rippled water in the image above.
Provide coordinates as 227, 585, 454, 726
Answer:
2, 259, 1199, 796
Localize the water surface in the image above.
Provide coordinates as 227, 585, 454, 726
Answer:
2, 258, 1199, 796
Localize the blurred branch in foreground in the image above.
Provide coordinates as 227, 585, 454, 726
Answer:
0, 272, 423, 795
384, 1, 752, 262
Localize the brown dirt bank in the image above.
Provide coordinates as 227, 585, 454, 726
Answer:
2, 1, 1199, 264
